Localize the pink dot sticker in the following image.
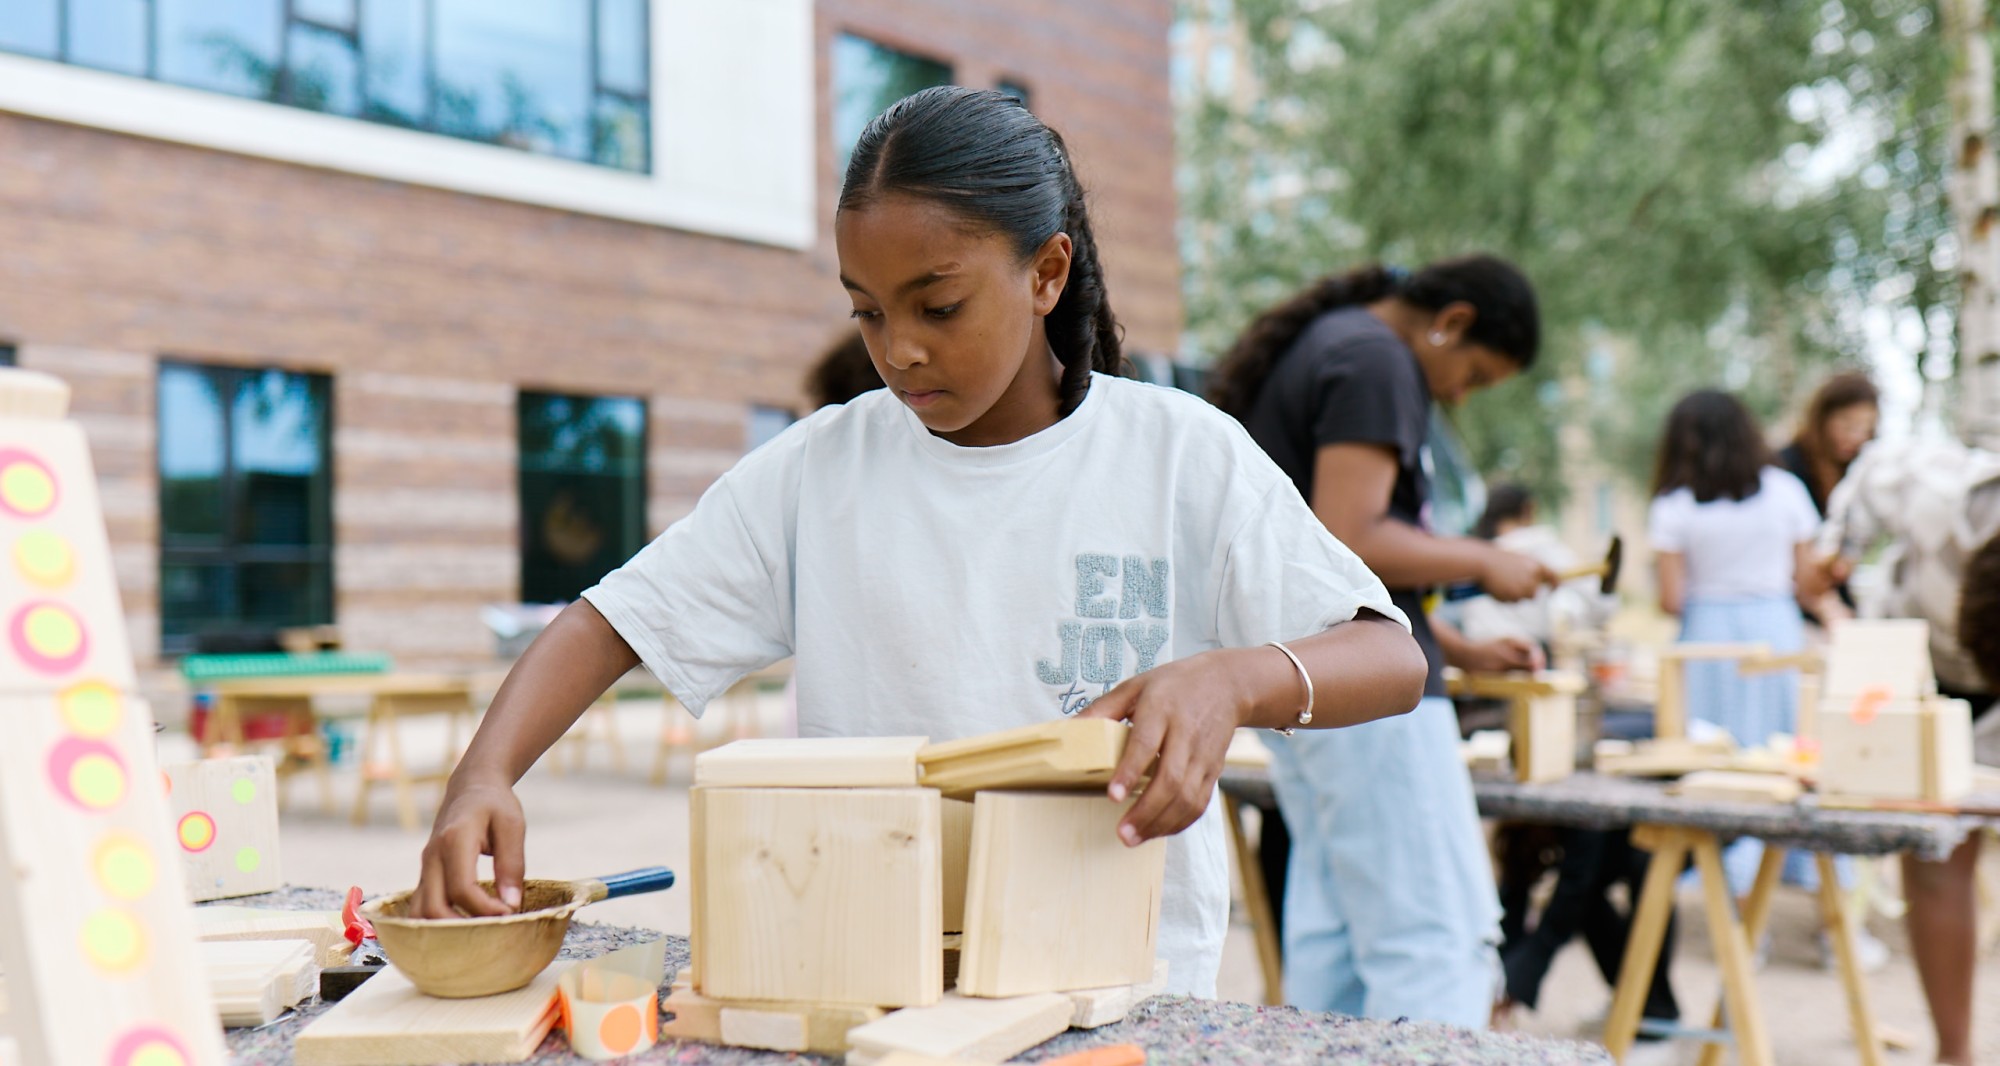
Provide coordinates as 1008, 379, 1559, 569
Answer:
108, 1025, 192, 1066
0, 449, 57, 519
9, 600, 88, 674
46, 736, 128, 813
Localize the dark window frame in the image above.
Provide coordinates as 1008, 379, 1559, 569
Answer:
2, 0, 651, 172
831, 31, 952, 165
517, 388, 649, 606
0, 345, 15, 367
157, 359, 336, 655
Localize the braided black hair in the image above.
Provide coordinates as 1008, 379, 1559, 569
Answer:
839, 86, 1124, 414
1209, 255, 1540, 420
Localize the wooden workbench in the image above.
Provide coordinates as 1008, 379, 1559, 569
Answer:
220, 887, 1611, 1065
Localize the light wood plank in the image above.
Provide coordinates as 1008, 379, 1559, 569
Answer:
1603, 826, 1689, 1062
846, 992, 1074, 1062
1668, 770, 1803, 805
1067, 959, 1170, 1028
293, 964, 562, 1066
917, 719, 1127, 797
165, 755, 283, 902
696, 787, 941, 1006
1692, 833, 1774, 1066
958, 791, 1165, 998
693, 736, 929, 788
1815, 852, 1886, 1066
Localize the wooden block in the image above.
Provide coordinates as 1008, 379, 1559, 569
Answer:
1594, 737, 1768, 778
200, 938, 318, 1027
720, 1002, 885, 1054
958, 791, 1165, 998
1445, 668, 1587, 699
695, 787, 941, 1006
861, 1054, 988, 1066
1510, 692, 1576, 783
917, 719, 1127, 798
1668, 771, 1803, 805
659, 985, 723, 1043
1823, 619, 1933, 700
0, 373, 229, 1065
1066, 958, 1170, 1028
293, 963, 562, 1066
694, 736, 929, 788
941, 798, 974, 934
845, 991, 1074, 1063
1817, 698, 1973, 801
165, 755, 283, 901
192, 906, 350, 968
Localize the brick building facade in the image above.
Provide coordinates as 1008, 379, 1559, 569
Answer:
0, 0, 1178, 674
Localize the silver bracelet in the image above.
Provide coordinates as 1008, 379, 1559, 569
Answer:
1264, 640, 1314, 736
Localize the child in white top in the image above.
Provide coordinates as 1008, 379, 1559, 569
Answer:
409, 86, 1428, 996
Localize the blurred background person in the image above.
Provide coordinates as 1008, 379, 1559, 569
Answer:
1778, 371, 1880, 623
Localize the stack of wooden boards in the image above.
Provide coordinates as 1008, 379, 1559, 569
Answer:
673, 720, 1170, 1062
200, 939, 319, 1027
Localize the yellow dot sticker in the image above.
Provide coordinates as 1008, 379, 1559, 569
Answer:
81, 909, 146, 973
93, 834, 157, 900
0, 451, 57, 519
58, 679, 121, 737
24, 603, 81, 656
13, 530, 73, 588
129, 1044, 188, 1066
109, 1027, 191, 1066
231, 778, 256, 805
177, 812, 215, 853
70, 752, 127, 809
234, 847, 262, 874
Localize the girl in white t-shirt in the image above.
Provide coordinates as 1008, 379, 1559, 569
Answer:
1648, 389, 1823, 750
407, 86, 1429, 996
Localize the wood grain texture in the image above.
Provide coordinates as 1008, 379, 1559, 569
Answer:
845, 991, 1074, 1062
165, 755, 282, 901
957, 791, 1165, 998
1066, 958, 1170, 1028
694, 787, 941, 1006
192, 906, 350, 967
201, 938, 317, 1027
292, 964, 562, 1066
693, 736, 929, 788
917, 720, 1127, 798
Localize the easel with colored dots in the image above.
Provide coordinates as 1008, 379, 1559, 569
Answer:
0, 368, 226, 1066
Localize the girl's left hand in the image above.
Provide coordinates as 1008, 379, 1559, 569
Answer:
1078, 649, 1250, 846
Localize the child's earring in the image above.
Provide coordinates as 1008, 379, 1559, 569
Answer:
1429, 332, 1446, 347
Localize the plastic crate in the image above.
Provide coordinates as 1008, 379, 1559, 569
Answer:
178, 652, 393, 683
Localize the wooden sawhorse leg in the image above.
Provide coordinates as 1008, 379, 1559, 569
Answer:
1221, 791, 1284, 1006
1606, 825, 1774, 1066
1694, 844, 1785, 1066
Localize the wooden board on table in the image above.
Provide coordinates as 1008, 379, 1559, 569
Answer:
193, 906, 350, 967
958, 791, 1164, 998
293, 963, 562, 1066
1066, 959, 1170, 1028
164, 755, 282, 902
693, 736, 928, 788
1592, 737, 1779, 779
917, 719, 1127, 798
1668, 770, 1804, 805
694, 787, 941, 1007
200, 938, 317, 1027
1445, 668, 1586, 699
845, 991, 1074, 1065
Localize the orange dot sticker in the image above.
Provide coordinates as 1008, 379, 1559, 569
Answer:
59, 679, 122, 737
0, 449, 57, 519
93, 833, 157, 900
597, 1002, 645, 1055
109, 1026, 192, 1066
46, 736, 127, 812
10, 600, 88, 674
177, 812, 216, 853
1849, 684, 1893, 725
80, 908, 146, 974
13, 530, 74, 587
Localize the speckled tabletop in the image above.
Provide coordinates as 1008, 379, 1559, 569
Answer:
219, 888, 1610, 1065
1220, 767, 1999, 862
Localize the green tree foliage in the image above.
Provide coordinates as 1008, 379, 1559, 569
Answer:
1179, 0, 1953, 502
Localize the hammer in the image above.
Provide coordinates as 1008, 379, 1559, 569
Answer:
1441, 535, 1622, 602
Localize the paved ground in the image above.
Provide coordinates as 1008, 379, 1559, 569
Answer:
166, 696, 2000, 1066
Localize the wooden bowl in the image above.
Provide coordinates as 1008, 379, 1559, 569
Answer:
360, 879, 591, 998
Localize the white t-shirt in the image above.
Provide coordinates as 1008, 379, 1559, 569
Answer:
1647, 466, 1819, 602
583, 373, 1407, 997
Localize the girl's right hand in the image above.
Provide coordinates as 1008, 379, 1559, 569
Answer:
1481, 548, 1557, 603
410, 773, 527, 919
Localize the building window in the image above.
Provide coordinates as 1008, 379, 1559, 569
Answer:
157, 362, 333, 654
518, 390, 646, 604
996, 79, 1029, 109
0, 0, 651, 172
746, 404, 795, 452
0, 345, 15, 366
832, 33, 949, 165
